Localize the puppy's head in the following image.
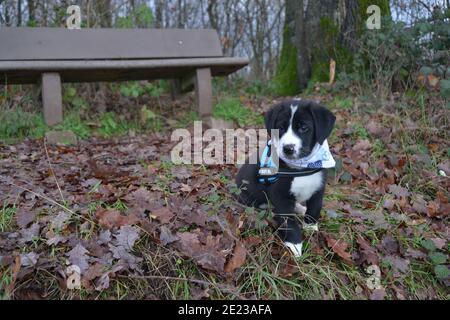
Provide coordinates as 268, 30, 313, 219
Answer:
265, 100, 335, 160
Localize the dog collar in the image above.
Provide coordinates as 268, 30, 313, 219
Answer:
258, 141, 325, 184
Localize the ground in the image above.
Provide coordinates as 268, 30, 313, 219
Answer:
0, 84, 448, 300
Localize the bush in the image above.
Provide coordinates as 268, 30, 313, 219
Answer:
337, 7, 450, 99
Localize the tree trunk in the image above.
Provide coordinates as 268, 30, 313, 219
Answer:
26, 0, 35, 26
94, 0, 112, 27
17, 0, 22, 26
273, 0, 299, 95
275, 0, 390, 94
155, 0, 164, 28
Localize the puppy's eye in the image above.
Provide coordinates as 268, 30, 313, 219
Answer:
298, 125, 309, 133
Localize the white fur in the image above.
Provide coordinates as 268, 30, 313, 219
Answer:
284, 241, 303, 257
295, 203, 307, 215
289, 171, 323, 203
258, 203, 268, 209
303, 223, 319, 232
278, 104, 302, 159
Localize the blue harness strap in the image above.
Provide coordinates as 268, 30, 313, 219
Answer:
258, 142, 279, 184
257, 141, 323, 184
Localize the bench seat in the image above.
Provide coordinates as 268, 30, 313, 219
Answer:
0, 57, 249, 84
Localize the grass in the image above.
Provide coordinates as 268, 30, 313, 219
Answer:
0, 204, 16, 232
213, 97, 264, 127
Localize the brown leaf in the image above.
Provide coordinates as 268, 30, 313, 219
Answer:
366, 121, 390, 140
388, 184, 410, 198
353, 139, 372, 152
115, 225, 140, 250
151, 206, 174, 224
159, 225, 179, 246
370, 288, 386, 300
96, 209, 140, 229
356, 236, 379, 265
224, 241, 247, 273
430, 238, 446, 250
325, 234, 353, 264
16, 207, 36, 229
380, 235, 399, 255
176, 231, 228, 273
67, 244, 90, 274
383, 255, 410, 277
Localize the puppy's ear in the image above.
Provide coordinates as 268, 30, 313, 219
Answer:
264, 103, 283, 136
310, 104, 336, 144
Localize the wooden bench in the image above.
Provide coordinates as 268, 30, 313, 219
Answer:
0, 28, 249, 126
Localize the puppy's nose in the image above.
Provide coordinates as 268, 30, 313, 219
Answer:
283, 144, 295, 156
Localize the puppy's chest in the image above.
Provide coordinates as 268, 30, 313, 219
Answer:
289, 172, 323, 203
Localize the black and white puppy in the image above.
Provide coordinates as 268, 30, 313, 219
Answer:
235, 99, 336, 257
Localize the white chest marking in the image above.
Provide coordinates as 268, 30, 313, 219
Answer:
290, 172, 323, 203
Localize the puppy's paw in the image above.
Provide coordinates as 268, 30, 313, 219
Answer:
303, 223, 319, 232
294, 203, 307, 215
284, 241, 303, 258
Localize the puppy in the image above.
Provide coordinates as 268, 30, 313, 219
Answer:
235, 99, 336, 257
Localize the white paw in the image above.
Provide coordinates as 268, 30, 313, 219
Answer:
258, 203, 268, 209
303, 223, 319, 232
295, 203, 307, 215
284, 241, 303, 257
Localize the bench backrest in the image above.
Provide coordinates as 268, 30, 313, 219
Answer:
0, 28, 223, 61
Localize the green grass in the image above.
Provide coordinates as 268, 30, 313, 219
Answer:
0, 204, 16, 232
213, 97, 263, 127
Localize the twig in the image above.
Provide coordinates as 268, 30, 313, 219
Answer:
8, 181, 97, 226
118, 274, 246, 299
43, 139, 65, 204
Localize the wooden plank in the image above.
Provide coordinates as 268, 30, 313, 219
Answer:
195, 68, 213, 117
0, 57, 249, 85
0, 28, 223, 61
41, 73, 63, 126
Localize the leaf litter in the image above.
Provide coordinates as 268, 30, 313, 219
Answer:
0, 94, 448, 300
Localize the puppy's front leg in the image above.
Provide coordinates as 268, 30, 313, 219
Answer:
304, 187, 325, 232
273, 214, 303, 257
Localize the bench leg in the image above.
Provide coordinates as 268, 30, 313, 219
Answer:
170, 79, 182, 100
41, 73, 63, 126
194, 68, 212, 118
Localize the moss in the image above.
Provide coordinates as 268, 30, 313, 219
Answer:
310, 17, 354, 83
273, 26, 300, 96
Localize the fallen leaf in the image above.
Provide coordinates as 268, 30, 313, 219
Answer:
20, 252, 39, 267
67, 244, 90, 274
325, 234, 353, 264
380, 234, 399, 254
16, 207, 36, 229
96, 209, 140, 229
224, 241, 247, 273
115, 225, 140, 250
430, 238, 446, 250
151, 207, 174, 224
51, 211, 71, 230
370, 288, 386, 300
19, 223, 40, 243
159, 225, 179, 246
176, 231, 228, 273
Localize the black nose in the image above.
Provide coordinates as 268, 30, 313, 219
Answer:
283, 144, 295, 155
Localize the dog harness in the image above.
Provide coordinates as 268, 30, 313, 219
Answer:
258, 140, 336, 184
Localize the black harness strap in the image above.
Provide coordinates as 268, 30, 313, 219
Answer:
276, 168, 323, 177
